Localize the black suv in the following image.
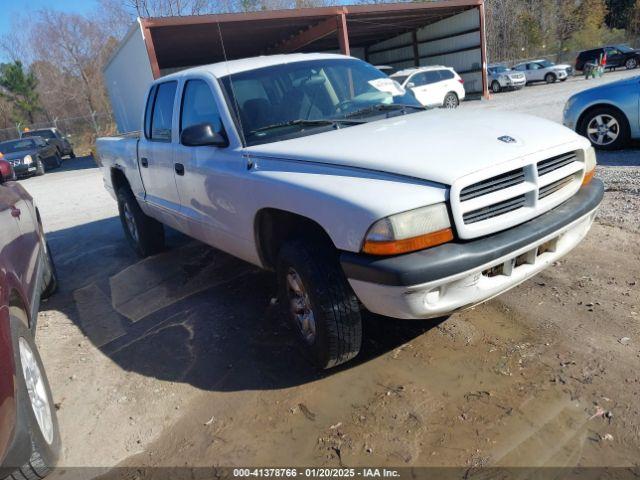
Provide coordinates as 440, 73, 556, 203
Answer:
575, 45, 640, 71
21, 128, 75, 159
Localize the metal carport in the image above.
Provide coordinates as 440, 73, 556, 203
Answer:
104, 0, 488, 133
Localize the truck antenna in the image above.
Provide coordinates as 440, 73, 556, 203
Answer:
216, 19, 247, 148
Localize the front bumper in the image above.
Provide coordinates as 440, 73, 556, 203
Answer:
11, 164, 37, 177
341, 179, 603, 319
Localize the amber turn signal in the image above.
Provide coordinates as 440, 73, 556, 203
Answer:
582, 168, 595, 186
363, 228, 454, 256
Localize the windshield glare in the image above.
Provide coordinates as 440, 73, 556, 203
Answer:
539, 60, 554, 67
221, 59, 422, 146
618, 45, 633, 53
0, 139, 35, 153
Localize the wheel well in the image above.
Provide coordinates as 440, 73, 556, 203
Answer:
577, 104, 630, 134
254, 209, 336, 270
111, 168, 130, 194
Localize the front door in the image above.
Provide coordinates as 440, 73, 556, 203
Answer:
137, 81, 181, 214
409, 71, 443, 106
173, 78, 231, 249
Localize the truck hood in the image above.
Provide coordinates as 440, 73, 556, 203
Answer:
245, 110, 581, 185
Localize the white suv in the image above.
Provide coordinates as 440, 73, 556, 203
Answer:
391, 66, 465, 108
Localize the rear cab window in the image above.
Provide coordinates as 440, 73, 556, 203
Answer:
148, 81, 178, 142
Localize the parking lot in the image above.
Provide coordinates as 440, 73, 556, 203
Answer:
22, 70, 639, 474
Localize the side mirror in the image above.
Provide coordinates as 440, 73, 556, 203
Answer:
180, 123, 228, 147
406, 82, 416, 89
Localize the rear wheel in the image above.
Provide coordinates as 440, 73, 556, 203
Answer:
579, 106, 630, 150
117, 186, 165, 257
491, 80, 501, 93
545, 73, 556, 84
443, 92, 459, 109
6, 309, 60, 480
277, 239, 362, 369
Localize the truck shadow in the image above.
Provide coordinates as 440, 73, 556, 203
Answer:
43, 216, 444, 391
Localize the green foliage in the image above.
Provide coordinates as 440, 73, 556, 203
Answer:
0, 61, 41, 124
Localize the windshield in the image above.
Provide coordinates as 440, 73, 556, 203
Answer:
539, 60, 554, 67
618, 45, 634, 53
23, 129, 55, 139
390, 74, 409, 85
220, 58, 422, 146
0, 139, 35, 153
489, 66, 509, 74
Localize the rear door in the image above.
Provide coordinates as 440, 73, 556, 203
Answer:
137, 81, 181, 213
409, 71, 443, 106
527, 63, 544, 81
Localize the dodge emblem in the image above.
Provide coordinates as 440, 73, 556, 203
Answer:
498, 135, 517, 144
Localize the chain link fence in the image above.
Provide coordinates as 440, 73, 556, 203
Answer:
0, 113, 116, 155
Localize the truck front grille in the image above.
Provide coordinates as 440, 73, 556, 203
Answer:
463, 194, 527, 224
539, 176, 574, 199
460, 168, 525, 201
452, 150, 585, 239
537, 152, 578, 176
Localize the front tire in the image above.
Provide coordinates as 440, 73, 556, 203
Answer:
6, 309, 60, 480
277, 239, 362, 369
443, 92, 459, 109
625, 58, 638, 69
41, 241, 58, 299
69, 150, 76, 159
117, 186, 165, 257
579, 106, 630, 150
545, 73, 556, 84
491, 80, 501, 93
34, 157, 45, 176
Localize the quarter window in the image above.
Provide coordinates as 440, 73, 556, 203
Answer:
180, 80, 223, 134
150, 81, 177, 142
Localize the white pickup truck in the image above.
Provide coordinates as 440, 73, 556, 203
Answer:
96, 53, 603, 368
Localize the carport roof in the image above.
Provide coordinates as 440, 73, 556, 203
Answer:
138, 0, 484, 77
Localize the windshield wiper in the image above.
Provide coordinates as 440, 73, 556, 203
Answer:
251, 118, 365, 134
344, 103, 426, 119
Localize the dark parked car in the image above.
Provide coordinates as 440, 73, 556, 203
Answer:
575, 45, 640, 71
0, 138, 62, 178
22, 128, 75, 159
0, 172, 59, 479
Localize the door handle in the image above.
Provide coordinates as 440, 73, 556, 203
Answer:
10, 207, 20, 218
174, 163, 185, 176
140, 157, 148, 168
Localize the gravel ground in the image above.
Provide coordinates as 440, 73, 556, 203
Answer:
14, 68, 640, 477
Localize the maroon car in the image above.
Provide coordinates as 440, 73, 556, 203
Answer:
0, 158, 60, 479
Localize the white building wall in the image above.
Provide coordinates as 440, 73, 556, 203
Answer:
103, 21, 154, 133
366, 8, 484, 93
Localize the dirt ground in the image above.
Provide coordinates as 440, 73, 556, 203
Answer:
18, 69, 640, 477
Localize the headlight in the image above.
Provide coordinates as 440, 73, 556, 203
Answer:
362, 203, 453, 256
23, 155, 33, 165
582, 146, 597, 186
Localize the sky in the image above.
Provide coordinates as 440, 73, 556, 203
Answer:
0, 0, 99, 37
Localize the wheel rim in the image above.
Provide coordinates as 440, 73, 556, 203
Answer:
123, 203, 139, 243
19, 337, 54, 445
492, 82, 500, 93
286, 268, 316, 344
444, 95, 457, 108
586, 114, 619, 146
627, 59, 637, 69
